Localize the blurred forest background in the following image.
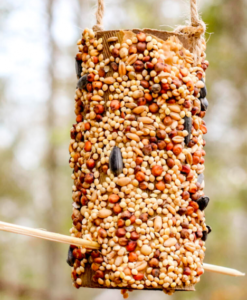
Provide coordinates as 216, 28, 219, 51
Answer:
0, 0, 246, 299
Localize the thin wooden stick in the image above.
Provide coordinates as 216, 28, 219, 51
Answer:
203, 263, 245, 277
0, 221, 244, 277
0, 221, 99, 250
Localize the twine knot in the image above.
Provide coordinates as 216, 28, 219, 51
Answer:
93, 0, 105, 32
174, 0, 206, 65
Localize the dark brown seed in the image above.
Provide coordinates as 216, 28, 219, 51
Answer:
95, 270, 104, 278
196, 230, 203, 238
180, 229, 190, 239
157, 140, 166, 150
140, 80, 149, 89
94, 104, 105, 114
143, 144, 152, 155
116, 228, 126, 237
140, 213, 148, 222
121, 211, 131, 220
118, 237, 129, 246
130, 231, 139, 241
181, 222, 189, 229
139, 182, 148, 190
149, 258, 159, 267
137, 42, 146, 53
154, 250, 160, 258
110, 62, 118, 71
151, 84, 161, 94
129, 45, 137, 55
183, 267, 191, 275
84, 173, 94, 183
178, 207, 187, 215
133, 60, 144, 72
152, 269, 160, 278
137, 97, 146, 106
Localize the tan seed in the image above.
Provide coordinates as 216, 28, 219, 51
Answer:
98, 208, 112, 218
172, 136, 184, 143
90, 49, 99, 56
104, 77, 116, 85
141, 245, 152, 256
154, 216, 162, 232
133, 147, 144, 157
126, 133, 140, 142
126, 54, 138, 65
167, 104, 181, 113
136, 261, 147, 271
167, 205, 176, 215
115, 256, 123, 266
119, 61, 126, 76
116, 177, 132, 186
107, 36, 118, 42
184, 242, 195, 252
137, 117, 154, 124
119, 47, 128, 58
186, 152, 193, 165
164, 238, 177, 247
125, 103, 137, 109
180, 68, 189, 77
91, 95, 103, 101
196, 80, 205, 88
132, 106, 146, 114
170, 112, 181, 121
143, 124, 155, 130
132, 90, 144, 99
158, 71, 171, 79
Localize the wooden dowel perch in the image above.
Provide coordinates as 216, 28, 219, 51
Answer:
0, 221, 244, 277
0, 221, 99, 250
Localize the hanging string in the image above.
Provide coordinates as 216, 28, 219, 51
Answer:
175, 0, 206, 65
92, 0, 105, 32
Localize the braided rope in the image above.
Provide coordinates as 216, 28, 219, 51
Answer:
92, 0, 105, 32
175, 0, 206, 65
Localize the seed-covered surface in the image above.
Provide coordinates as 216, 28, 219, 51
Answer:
69, 28, 210, 295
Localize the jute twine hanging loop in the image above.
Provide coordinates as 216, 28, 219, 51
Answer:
92, 0, 105, 32
92, 0, 205, 65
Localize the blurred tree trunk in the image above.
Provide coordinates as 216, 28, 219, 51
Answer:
45, 0, 60, 298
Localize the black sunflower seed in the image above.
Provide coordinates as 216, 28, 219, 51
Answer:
197, 196, 210, 211
77, 74, 88, 90
202, 230, 208, 241
75, 58, 82, 79
200, 98, 208, 111
109, 146, 123, 176
199, 79, 207, 99
202, 225, 212, 241
67, 246, 75, 267
184, 116, 192, 146
206, 225, 212, 234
